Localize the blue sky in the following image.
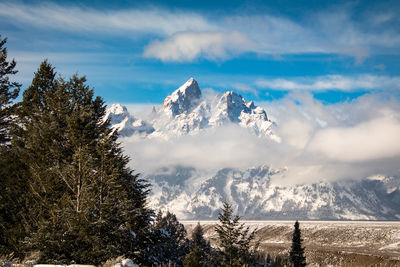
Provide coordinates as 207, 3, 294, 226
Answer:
1, 0, 400, 105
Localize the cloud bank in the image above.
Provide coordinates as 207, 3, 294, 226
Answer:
121, 93, 400, 185
256, 75, 400, 91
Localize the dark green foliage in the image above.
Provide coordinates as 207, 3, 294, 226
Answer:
0, 147, 30, 258
0, 35, 20, 145
289, 221, 306, 267
0, 35, 25, 257
152, 210, 190, 266
13, 61, 152, 265
14, 61, 62, 230
184, 223, 214, 267
215, 202, 258, 267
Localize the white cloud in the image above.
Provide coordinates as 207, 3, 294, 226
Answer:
121, 92, 400, 185
141, 8, 400, 62
256, 75, 400, 91
122, 125, 274, 172
279, 118, 314, 150
0, 2, 215, 36
2, 2, 400, 62
143, 31, 254, 62
309, 117, 400, 162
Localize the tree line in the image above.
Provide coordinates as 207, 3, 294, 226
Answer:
0, 35, 305, 266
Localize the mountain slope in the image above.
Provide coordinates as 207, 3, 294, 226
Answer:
146, 165, 400, 220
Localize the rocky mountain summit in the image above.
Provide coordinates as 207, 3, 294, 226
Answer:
104, 103, 154, 136
162, 77, 202, 117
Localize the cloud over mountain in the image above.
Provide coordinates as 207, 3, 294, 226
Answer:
111, 79, 400, 186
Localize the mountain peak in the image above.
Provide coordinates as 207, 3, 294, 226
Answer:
104, 104, 154, 136
107, 103, 128, 115
162, 78, 202, 117
177, 77, 197, 91
214, 91, 250, 122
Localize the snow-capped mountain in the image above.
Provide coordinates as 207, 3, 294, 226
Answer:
105, 78, 400, 220
104, 103, 154, 136
162, 78, 202, 117
106, 78, 278, 140
155, 78, 278, 139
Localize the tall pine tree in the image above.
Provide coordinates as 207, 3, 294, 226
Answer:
289, 221, 306, 267
14, 61, 153, 265
13, 61, 62, 236
0, 35, 27, 258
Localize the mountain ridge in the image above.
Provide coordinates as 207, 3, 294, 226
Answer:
106, 78, 277, 139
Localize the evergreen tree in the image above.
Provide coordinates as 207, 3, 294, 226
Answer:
0, 35, 27, 257
289, 221, 306, 267
184, 223, 214, 267
152, 210, 190, 266
13, 60, 62, 235
14, 61, 153, 265
215, 202, 258, 267
0, 35, 20, 145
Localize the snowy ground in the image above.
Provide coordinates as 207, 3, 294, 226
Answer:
182, 220, 400, 266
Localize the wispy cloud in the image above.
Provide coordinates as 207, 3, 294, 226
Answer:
143, 9, 400, 62
143, 31, 254, 62
1, 2, 400, 62
0, 2, 215, 36
256, 75, 400, 91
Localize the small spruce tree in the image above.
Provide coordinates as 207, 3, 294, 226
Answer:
289, 221, 306, 267
152, 210, 190, 266
184, 223, 214, 267
215, 202, 258, 266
